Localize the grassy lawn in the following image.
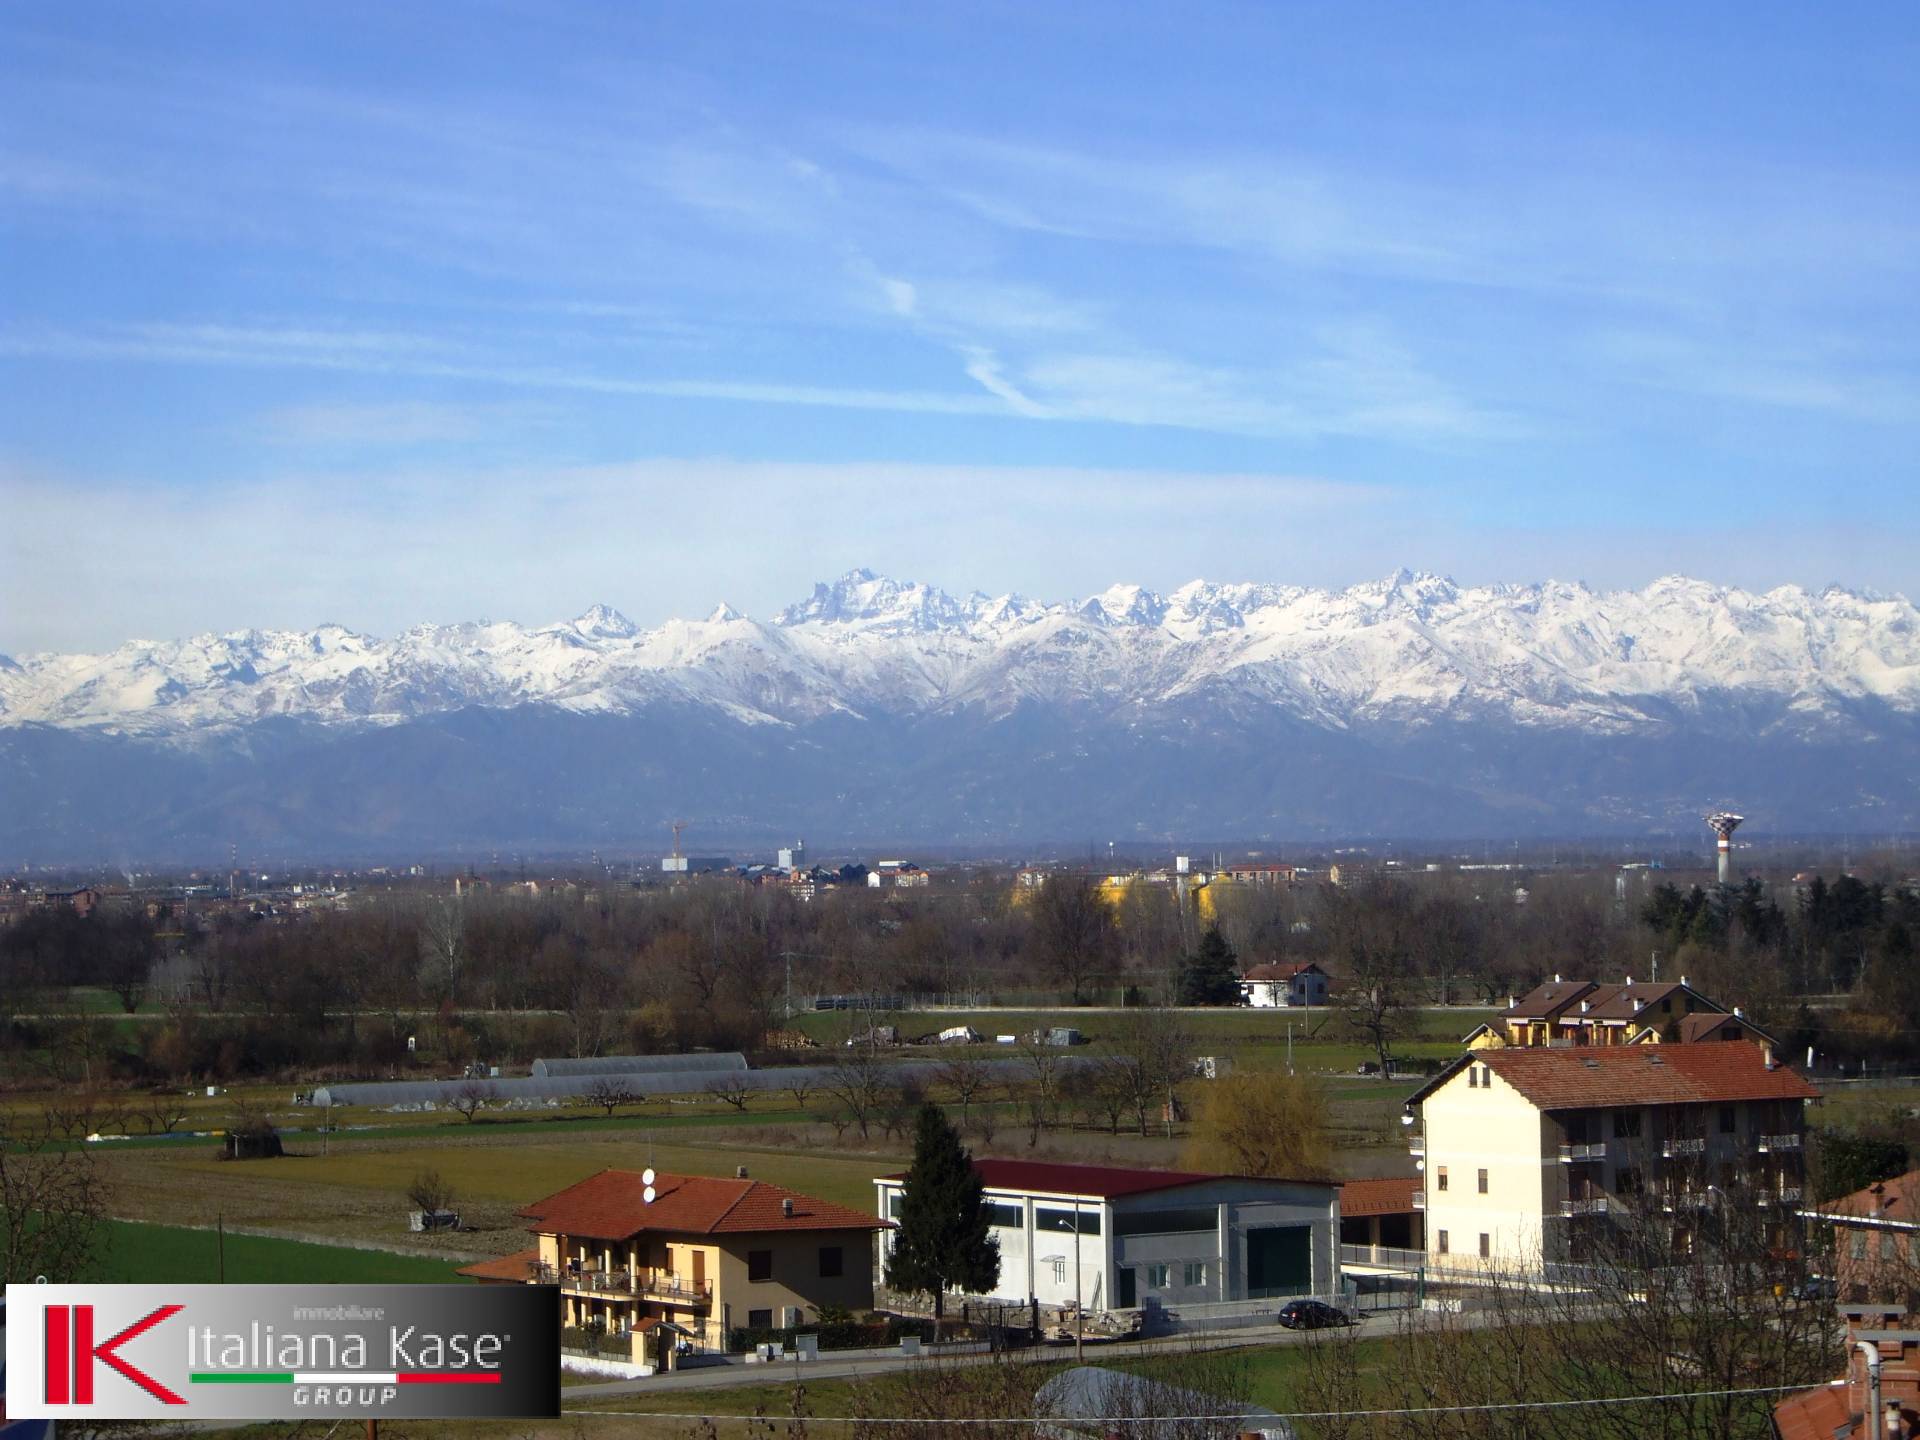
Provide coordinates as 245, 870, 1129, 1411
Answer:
86, 1217, 470, 1284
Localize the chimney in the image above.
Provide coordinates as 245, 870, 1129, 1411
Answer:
1734, 1006, 1744, 1018
1580, 1000, 1590, 1012
737, 1165, 749, 1179
1680, 974, 1688, 987
781, 1197, 794, 1218
1553, 973, 1562, 984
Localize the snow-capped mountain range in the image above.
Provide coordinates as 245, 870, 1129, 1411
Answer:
5, 570, 1918, 857
6, 569, 1919, 739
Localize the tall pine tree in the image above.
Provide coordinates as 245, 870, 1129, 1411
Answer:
1179, 925, 1242, 1006
885, 1102, 999, 1331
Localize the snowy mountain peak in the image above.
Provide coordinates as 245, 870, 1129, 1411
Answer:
6, 572, 1920, 743
774, 569, 969, 632
566, 604, 639, 640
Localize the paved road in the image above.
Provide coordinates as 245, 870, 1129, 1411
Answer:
562, 1310, 1409, 1406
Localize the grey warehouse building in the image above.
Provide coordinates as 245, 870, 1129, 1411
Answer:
874, 1159, 1339, 1315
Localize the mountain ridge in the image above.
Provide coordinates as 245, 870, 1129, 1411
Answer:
6, 569, 1918, 741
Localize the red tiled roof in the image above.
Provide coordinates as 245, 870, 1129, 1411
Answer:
457, 1248, 540, 1283
879, 1159, 1231, 1199
1772, 1382, 1854, 1440
1474, 1041, 1819, 1110
1500, 980, 1599, 1021
1339, 1176, 1420, 1217
1241, 962, 1324, 982
518, 1170, 890, 1242
1582, 981, 1688, 1021
1814, 1168, 1920, 1224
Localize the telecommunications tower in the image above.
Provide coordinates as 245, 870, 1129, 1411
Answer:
1706, 811, 1744, 885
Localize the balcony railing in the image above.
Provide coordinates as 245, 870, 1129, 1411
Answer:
1408, 1133, 1425, 1156
534, 1264, 712, 1305
1661, 1190, 1714, 1212
1558, 1142, 1607, 1163
1756, 1186, 1805, 1207
1412, 1191, 1426, 1210
1339, 1243, 1428, 1271
1559, 1197, 1610, 1217
1758, 1134, 1802, 1153
1662, 1137, 1707, 1158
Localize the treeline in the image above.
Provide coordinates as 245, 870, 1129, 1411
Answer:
3, 862, 1918, 1085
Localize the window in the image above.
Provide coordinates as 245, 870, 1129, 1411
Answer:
1882, 1234, 1899, 1260
1115, 1207, 1216, 1237
748, 1309, 772, 1329
1852, 1232, 1868, 1261
748, 1249, 773, 1282
984, 1202, 1024, 1229
1146, 1263, 1170, 1288
1479, 1233, 1490, 1259
818, 1246, 843, 1279
1614, 1110, 1642, 1139
1035, 1206, 1100, 1236
1617, 1166, 1643, 1196
1469, 1068, 1480, 1089
886, 1193, 903, 1220
1719, 1107, 1736, 1134
1437, 1230, 1450, 1255
1477, 1169, 1489, 1195
1183, 1262, 1207, 1287
1437, 1167, 1449, 1192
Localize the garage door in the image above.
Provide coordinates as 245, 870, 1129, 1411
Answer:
1246, 1225, 1311, 1298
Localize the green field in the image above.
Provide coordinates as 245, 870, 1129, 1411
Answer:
85, 1217, 470, 1285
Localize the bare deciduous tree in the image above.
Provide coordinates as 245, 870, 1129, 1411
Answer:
2, 1106, 107, 1283
584, 1075, 641, 1117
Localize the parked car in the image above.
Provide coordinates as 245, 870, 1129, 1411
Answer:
1277, 1300, 1353, 1330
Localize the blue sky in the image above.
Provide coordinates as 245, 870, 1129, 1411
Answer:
2, 1, 1917, 651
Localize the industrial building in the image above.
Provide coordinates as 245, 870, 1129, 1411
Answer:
873, 1159, 1339, 1317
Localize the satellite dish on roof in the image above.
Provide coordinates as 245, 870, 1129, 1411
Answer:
643, 1185, 656, 1204
642, 1168, 656, 1186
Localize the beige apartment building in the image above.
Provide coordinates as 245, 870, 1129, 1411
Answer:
1404, 1041, 1817, 1273
462, 1168, 888, 1367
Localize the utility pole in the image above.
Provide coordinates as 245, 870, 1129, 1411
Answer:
1072, 1197, 1084, 1364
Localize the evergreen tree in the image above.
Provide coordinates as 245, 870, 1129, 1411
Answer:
885, 1102, 999, 1330
1179, 925, 1242, 1006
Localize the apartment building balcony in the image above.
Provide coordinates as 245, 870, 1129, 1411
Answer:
1559, 1197, 1611, 1217
1660, 1190, 1714, 1212
1756, 1186, 1805, 1207
1558, 1142, 1607, 1163
1412, 1190, 1426, 1210
535, 1264, 713, 1307
1662, 1137, 1707, 1158
1757, 1134, 1802, 1154
1408, 1133, 1425, 1157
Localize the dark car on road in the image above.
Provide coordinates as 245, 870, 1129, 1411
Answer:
1277, 1299, 1353, 1330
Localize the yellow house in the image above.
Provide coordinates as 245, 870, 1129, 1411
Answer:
464, 1168, 889, 1368
1463, 977, 1751, 1051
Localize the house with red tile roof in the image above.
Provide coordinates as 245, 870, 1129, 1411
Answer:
1404, 1041, 1817, 1274
1337, 1176, 1424, 1262
1240, 961, 1330, 1009
472, 1167, 889, 1369
1801, 1169, 1920, 1307
1774, 1305, 1920, 1440
873, 1158, 1339, 1319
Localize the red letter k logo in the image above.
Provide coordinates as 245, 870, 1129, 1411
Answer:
45, 1304, 186, 1405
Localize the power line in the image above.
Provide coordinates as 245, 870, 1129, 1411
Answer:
563, 1378, 1808, 1425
